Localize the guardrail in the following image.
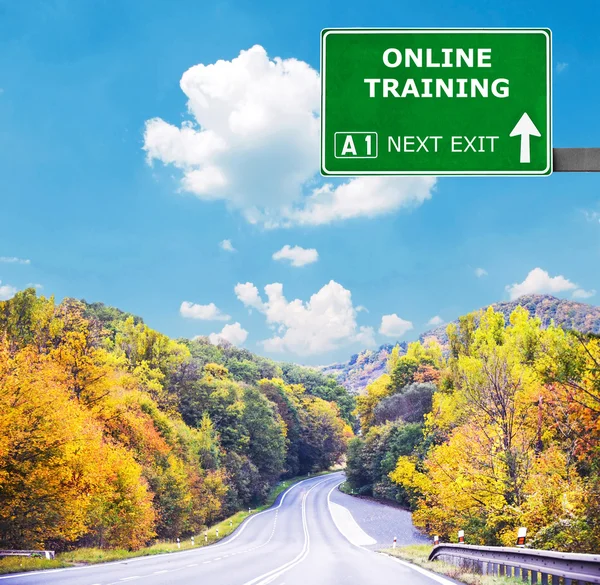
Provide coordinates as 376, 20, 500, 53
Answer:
429, 544, 600, 585
0, 550, 55, 560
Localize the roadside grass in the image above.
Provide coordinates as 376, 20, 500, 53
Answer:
383, 545, 522, 585
0, 469, 335, 574
0, 556, 69, 575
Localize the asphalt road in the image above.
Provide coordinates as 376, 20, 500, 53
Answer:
2, 473, 444, 585
329, 483, 430, 549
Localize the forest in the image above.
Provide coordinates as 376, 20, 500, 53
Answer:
346, 305, 600, 553
0, 289, 352, 551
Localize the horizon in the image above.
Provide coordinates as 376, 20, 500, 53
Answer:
31, 288, 597, 368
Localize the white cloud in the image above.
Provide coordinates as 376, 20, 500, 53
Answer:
506, 267, 578, 300
272, 245, 318, 267
0, 256, 30, 265
208, 322, 248, 346
557, 62, 568, 73
180, 301, 230, 321
572, 288, 596, 300
354, 326, 377, 348
427, 315, 444, 326
475, 267, 488, 277
0, 281, 17, 301
26, 283, 43, 290
219, 239, 236, 252
283, 176, 435, 227
235, 282, 265, 311
379, 314, 414, 338
143, 45, 435, 228
235, 279, 375, 355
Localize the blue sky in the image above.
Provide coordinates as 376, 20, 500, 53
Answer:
1, 0, 599, 365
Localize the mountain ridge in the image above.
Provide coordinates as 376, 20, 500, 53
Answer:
319, 294, 600, 394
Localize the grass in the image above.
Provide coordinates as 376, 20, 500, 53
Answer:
382, 545, 523, 585
0, 469, 335, 575
0, 556, 69, 575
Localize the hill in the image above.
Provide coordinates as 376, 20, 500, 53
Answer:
320, 294, 600, 394
0, 289, 354, 552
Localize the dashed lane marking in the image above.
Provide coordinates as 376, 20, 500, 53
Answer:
0, 477, 339, 583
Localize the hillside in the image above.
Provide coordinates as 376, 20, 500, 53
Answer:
0, 289, 354, 552
321, 294, 600, 393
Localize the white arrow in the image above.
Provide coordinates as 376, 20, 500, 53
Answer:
509, 112, 541, 164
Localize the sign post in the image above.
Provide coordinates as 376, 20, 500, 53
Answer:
321, 28, 552, 176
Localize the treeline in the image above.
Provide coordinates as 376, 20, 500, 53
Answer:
346, 306, 600, 553
0, 290, 352, 551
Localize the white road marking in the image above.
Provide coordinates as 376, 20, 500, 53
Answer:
203, 561, 212, 564
328, 501, 377, 546
120, 578, 140, 582
0, 476, 336, 582
381, 554, 458, 585
326, 481, 455, 585
241, 477, 330, 585
187, 563, 198, 567
153, 570, 168, 574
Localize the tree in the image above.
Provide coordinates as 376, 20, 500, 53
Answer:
391, 307, 597, 550
374, 383, 435, 425
345, 421, 423, 504
355, 374, 393, 432
241, 387, 286, 499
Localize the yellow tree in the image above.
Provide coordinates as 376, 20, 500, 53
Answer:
391, 307, 586, 546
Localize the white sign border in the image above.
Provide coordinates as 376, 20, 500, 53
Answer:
320, 28, 553, 177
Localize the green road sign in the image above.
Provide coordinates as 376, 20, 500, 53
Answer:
321, 28, 552, 176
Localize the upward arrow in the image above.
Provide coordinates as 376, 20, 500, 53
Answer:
509, 112, 541, 164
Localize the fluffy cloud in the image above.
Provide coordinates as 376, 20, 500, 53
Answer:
572, 288, 596, 300
272, 245, 318, 267
0, 281, 17, 300
208, 322, 248, 346
284, 176, 435, 227
235, 279, 375, 355
219, 239, 236, 252
234, 282, 264, 311
475, 267, 488, 277
180, 301, 230, 321
379, 314, 414, 338
506, 267, 578, 300
143, 45, 435, 227
0, 256, 30, 265
427, 315, 444, 326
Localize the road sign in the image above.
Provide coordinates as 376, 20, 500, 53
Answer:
321, 28, 552, 176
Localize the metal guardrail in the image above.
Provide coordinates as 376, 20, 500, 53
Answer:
429, 544, 600, 585
0, 550, 55, 560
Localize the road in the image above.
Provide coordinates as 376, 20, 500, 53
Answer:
329, 484, 430, 549
2, 473, 447, 585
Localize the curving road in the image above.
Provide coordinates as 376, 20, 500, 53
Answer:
2, 473, 444, 585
